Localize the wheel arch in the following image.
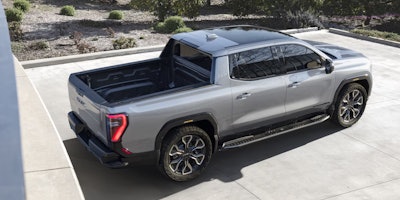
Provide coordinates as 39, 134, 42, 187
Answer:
330, 75, 371, 114
154, 113, 219, 161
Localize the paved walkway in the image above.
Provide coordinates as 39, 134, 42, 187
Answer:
24, 30, 400, 200
15, 59, 84, 199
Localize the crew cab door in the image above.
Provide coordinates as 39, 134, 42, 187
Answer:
229, 46, 286, 134
274, 44, 334, 114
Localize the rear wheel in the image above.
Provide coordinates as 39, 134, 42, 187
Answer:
159, 126, 212, 181
333, 83, 367, 127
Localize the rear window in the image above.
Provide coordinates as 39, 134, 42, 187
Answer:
174, 43, 212, 72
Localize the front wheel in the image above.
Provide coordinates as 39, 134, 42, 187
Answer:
332, 83, 367, 127
159, 126, 212, 181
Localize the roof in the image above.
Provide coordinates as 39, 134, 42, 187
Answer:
172, 25, 297, 56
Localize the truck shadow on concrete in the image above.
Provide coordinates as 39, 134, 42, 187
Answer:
64, 121, 342, 200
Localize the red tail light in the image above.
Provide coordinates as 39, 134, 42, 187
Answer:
106, 114, 128, 142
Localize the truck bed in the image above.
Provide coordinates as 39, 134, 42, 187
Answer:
74, 58, 210, 103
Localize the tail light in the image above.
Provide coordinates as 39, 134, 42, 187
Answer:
106, 114, 128, 142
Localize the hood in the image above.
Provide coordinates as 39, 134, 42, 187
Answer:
305, 40, 366, 60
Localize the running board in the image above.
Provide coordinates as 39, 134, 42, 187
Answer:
221, 114, 330, 150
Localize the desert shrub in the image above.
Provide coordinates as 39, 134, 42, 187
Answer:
112, 36, 136, 49
105, 27, 115, 38
284, 10, 324, 29
5, 8, 24, 22
173, 27, 193, 34
60, 5, 75, 16
77, 41, 97, 53
351, 29, 400, 42
108, 10, 124, 20
8, 21, 23, 41
13, 0, 31, 12
11, 42, 25, 54
29, 41, 49, 50
70, 31, 83, 45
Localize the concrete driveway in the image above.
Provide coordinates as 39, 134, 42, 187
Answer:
25, 30, 400, 200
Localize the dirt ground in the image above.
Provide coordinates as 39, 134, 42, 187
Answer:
3, 0, 263, 61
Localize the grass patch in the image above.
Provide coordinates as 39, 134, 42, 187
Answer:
351, 29, 400, 42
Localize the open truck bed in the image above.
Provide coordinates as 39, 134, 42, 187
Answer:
71, 57, 211, 104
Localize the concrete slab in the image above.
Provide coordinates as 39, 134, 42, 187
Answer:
17, 76, 70, 172
15, 60, 84, 199
25, 168, 85, 200
25, 30, 400, 200
325, 179, 400, 200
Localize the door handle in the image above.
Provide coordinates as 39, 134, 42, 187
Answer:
236, 92, 252, 100
288, 81, 301, 88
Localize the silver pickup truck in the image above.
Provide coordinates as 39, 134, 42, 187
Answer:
68, 25, 372, 181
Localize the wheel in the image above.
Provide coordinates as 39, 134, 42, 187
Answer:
159, 126, 212, 181
333, 83, 367, 127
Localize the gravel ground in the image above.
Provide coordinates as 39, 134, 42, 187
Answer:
3, 0, 263, 61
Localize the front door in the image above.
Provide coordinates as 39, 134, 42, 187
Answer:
275, 44, 334, 114
228, 46, 287, 135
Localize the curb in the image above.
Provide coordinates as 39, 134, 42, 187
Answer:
21, 45, 164, 69
329, 28, 400, 48
281, 27, 319, 34
21, 27, 320, 69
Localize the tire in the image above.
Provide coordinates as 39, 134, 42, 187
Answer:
159, 126, 212, 181
333, 83, 367, 128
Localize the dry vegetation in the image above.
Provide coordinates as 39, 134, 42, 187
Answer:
3, 0, 263, 61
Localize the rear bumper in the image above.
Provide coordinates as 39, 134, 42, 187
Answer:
68, 112, 156, 168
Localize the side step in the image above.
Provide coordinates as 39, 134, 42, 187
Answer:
221, 114, 330, 150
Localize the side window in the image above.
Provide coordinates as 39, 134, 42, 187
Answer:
230, 47, 281, 80
278, 44, 322, 72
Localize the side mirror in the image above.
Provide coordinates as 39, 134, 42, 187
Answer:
325, 59, 334, 74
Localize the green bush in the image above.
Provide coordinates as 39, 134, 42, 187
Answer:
14, 0, 31, 12
173, 27, 193, 34
154, 16, 192, 34
154, 22, 166, 33
108, 10, 124, 20
163, 16, 185, 33
5, 8, 24, 22
8, 21, 23, 41
60, 5, 75, 16
112, 36, 136, 49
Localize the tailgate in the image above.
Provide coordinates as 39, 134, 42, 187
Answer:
68, 74, 109, 145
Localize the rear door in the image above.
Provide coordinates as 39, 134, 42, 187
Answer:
229, 46, 286, 133
275, 44, 334, 114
